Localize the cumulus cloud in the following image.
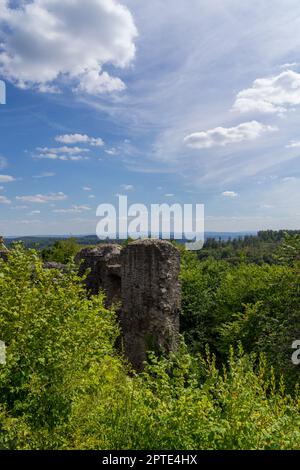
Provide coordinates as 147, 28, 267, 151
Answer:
16, 192, 67, 204
0, 0, 137, 95
222, 191, 238, 198
184, 121, 277, 149
0, 175, 16, 183
76, 70, 126, 94
233, 70, 300, 114
55, 134, 104, 147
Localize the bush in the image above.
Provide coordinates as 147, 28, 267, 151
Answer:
0, 244, 121, 449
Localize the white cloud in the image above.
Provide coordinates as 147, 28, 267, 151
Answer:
83, 187, 92, 191
29, 210, 41, 215
165, 193, 175, 197
286, 140, 300, 148
88, 195, 96, 199
76, 70, 126, 94
280, 62, 299, 69
11, 205, 28, 211
53, 205, 91, 214
233, 70, 300, 114
105, 148, 118, 155
0, 0, 137, 95
184, 121, 277, 149
55, 134, 104, 147
0, 195, 11, 204
33, 172, 56, 178
222, 191, 238, 198
121, 184, 134, 191
282, 176, 297, 181
0, 175, 16, 183
38, 146, 90, 155
35, 146, 91, 161
16, 192, 67, 204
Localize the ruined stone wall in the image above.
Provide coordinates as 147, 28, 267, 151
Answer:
120, 239, 181, 371
75, 244, 122, 308
76, 239, 181, 371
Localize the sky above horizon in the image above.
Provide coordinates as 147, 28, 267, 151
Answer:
1, 0, 300, 236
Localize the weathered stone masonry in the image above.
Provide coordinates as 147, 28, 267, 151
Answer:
75, 244, 122, 307
76, 239, 181, 371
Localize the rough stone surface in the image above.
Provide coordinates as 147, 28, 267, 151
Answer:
75, 244, 122, 307
76, 239, 181, 370
120, 239, 181, 371
43, 262, 68, 271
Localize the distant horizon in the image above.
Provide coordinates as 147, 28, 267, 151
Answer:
4, 229, 288, 240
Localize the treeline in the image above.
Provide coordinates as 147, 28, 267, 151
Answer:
199, 230, 300, 264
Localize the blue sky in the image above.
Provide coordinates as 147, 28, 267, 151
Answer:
1, 0, 300, 236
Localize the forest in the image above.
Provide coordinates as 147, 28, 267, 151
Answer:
0, 231, 300, 450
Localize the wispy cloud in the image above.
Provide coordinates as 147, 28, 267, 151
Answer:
33, 172, 56, 179
222, 191, 238, 198
121, 184, 134, 191
53, 205, 91, 214
16, 192, 67, 204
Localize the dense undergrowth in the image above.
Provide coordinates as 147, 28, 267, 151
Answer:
0, 243, 299, 450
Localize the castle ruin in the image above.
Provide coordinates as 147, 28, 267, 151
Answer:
76, 239, 181, 371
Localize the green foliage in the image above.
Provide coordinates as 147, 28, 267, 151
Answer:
0, 244, 121, 449
180, 251, 229, 353
1, 242, 300, 450
181, 239, 300, 389
275, 232, 300, 265
41, 238, 81, 264
68, 347, 300, 450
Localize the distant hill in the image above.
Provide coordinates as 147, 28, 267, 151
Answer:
4, 231, 257, 249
